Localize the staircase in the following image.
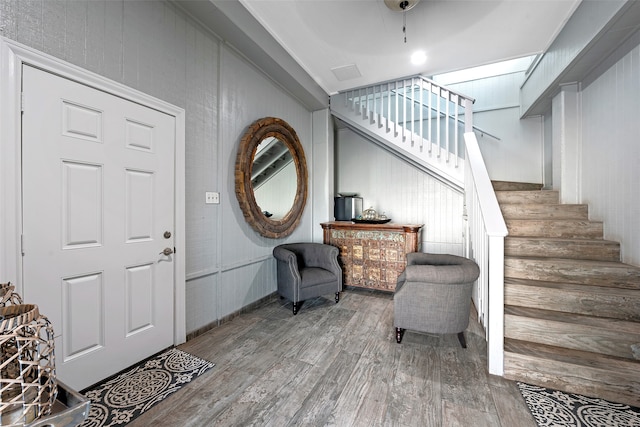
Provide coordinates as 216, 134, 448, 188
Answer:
496, 181, 640, 407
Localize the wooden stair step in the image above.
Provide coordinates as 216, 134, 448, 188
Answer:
505, 236, 620, 261
500, 203, 588, 220
505, 257, 640, 289
504, 339, 640, 407
492, 181, 543, 191
505, 278, 640, 321
505, 219, 603, 239
504, 305, 640, 360
496, 190, 559, 205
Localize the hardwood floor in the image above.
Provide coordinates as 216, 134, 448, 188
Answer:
131, 289, 536, 426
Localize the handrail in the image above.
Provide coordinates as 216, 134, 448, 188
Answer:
464, 131, 508, 376
341, 74, 476, 105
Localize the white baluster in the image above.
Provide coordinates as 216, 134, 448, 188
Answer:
445, 89, 450, 163
386, 83, 390, 133
453, 94, 459, 167
394, 81, 398, 137
428, 82, 432, 155
436, 87, 441, 158
410, 77, 415, 147
402, 80, 406, 142
419, 78, 424, 152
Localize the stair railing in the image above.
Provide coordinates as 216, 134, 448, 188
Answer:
331, 76, 475, 190
464, 131, 508, 376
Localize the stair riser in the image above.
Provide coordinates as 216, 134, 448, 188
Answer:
492, 181, 543, 191
504, 352, 640, 407
505, 238, 620, 261
505, 282, 640, 321
505, 258, 640, 288
505, 220, 603, 238
504, 314, 640, 359
496, 191, 559, 205
500, 204, 588, 220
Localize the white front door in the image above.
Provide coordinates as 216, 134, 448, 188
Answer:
21, 65, 176, 390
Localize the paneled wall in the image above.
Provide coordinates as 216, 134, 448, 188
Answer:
335, 128, 465, 256
437, 69, 544, 184
0, 0, 318, 334
580, 38, 640, 267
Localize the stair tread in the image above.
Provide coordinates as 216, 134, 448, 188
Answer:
492, 181, 543, 191
505, 277, 637, 296
505, 236, 618, 244
504, 338, 639, 371
505, 255, 640, 269
505, 305, 640, 332
505, 218, 604, 239
505, 256, 640, 288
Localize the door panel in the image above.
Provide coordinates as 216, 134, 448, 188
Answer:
22, 65, 175, 390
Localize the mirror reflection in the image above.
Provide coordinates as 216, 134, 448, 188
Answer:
252, 138, 296, 220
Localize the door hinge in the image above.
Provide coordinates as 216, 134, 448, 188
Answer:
21, 92, 25, 113
21, 234, 25, 256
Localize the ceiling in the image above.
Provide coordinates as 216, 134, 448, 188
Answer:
237, 0, 581, 95
178, 0, 581, 109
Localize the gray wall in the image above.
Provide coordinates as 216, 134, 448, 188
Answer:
579, 33, 640, 266
335, 127, 465, 256
0, 0, 321, 334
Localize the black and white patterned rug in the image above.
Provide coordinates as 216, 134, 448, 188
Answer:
518, 382, 640, 427
80, 348, 214, 426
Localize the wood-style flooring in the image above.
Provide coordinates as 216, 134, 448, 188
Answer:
131, 289, 537, 426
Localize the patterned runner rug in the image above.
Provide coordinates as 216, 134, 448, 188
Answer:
80, 347, 214, 426
518, 382, 640, 427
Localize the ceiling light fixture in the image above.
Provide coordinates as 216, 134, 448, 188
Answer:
384, 0, 421, 43
411, 51, 427, 65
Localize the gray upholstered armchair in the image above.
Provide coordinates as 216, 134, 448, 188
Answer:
394, 253, 480, 347
273, 243, 342, 315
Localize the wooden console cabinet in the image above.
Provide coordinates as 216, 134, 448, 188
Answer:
321, 221, 423, 292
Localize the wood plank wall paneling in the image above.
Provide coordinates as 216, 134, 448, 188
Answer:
581, 42, 640, 267
1, 0, 317, 335
335, 128, 464, 256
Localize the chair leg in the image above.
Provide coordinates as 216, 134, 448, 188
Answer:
457, 331, 467, 348
292, 301, 301, 315
395, 327, 405, 344
335, 292, 340, 303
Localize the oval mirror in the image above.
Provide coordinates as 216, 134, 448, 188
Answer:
235, 117, 308, 238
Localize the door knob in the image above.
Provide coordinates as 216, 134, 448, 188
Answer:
160, 247, 174, 256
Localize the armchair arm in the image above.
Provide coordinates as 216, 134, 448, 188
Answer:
404, 253, 480, 284
273, 246, 302, 285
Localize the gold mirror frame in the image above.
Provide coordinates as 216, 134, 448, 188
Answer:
235, 117, 308, 239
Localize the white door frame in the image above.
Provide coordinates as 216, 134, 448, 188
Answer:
0, 37, 186, 345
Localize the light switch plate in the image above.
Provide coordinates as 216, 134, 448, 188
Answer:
205, 191, 219, 204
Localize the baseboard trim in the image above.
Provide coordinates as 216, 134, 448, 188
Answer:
186, 292, 279, 341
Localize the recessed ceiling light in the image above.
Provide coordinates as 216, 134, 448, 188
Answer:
411, 51, 427, 65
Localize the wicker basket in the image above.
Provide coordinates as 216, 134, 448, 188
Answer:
0, 304, 57, 426
0, 283, 23, 307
